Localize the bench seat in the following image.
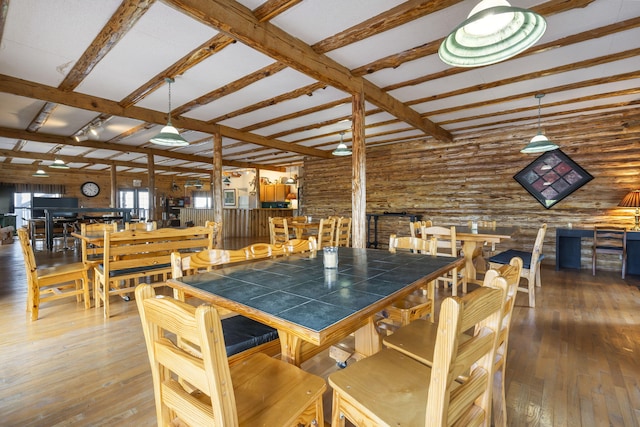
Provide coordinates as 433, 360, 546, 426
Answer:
222, 315, 280, 357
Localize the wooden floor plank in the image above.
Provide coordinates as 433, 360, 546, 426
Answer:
1, 240, 639, 426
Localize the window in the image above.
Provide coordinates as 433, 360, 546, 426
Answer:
118, 189, 149, 220
192, 191, 211, 209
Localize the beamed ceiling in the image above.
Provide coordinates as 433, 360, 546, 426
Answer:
0, 0, 639, 178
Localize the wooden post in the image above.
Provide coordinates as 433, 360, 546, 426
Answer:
212, 128, 223, 247
110, 164, 117, 208
147, 153, 155, 221
352, 87, 366, 249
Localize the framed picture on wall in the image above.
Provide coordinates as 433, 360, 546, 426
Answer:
514, 149, 593, 209
223, 189, 237, 207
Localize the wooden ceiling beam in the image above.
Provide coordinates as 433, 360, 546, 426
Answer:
382, 15, 640, 93
165, 0, 453, 143
409, 47, 640, 106
311, 0, 463, 54
252, 0, 302, 21
209, 82, 327, 123
0, 126, 285, 172
0, 74, 330, 160
58, 0, 155, 92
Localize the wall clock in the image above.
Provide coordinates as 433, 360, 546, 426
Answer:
81, 181, 100, 197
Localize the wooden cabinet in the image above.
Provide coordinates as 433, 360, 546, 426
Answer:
260, 184, 290, 202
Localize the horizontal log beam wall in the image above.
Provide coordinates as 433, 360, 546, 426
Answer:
302, 108, 640, 273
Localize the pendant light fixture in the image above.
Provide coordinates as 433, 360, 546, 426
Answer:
32, 162, 49, 178
150, 78, 189, 147
521, 93, 559, 154
439, 0, 546, 68
49, 158, 70, 169
332, 131, 352, 156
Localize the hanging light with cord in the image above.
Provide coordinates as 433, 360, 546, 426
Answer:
521, 93, 559, 154
150, 78, 189, 147
332, 131, 352, 156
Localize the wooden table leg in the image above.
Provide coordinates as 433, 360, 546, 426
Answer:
462, 240, 482, 285
354, 317, 381, 358
277, 329, 303, 366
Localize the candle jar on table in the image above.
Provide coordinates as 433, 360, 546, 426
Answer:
323, 246, 338, 269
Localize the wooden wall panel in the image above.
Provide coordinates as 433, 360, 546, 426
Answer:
302, 108, 640, 273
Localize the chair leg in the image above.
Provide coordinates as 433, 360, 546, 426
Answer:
30, 281, 40, 321
528, 270, 536, 308
331, 391, 347, 427
451, 268, 458, 297
82, 271, 91, 309
493, 364, 507, 427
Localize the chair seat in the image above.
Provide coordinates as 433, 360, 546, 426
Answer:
38, 262, 87, 280
221, 315, 279, 357
490, 249, 544, 270
97, 263, 171, 278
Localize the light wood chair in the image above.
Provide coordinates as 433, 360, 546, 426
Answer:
316, 217, 336, 248
246, 242, 287, 259
283, 236, 317, 254
205, 220, 222, 247
135, 284, 326, 426
170, 251, 282, 365
80, 222, 118, 268
377, 234, 437, 334
383, 257, 523, 427
268, 216, 289, 245
422, 225, 466, 296
489, 223, 547, 308
17, 227, 90, 320
328, 276, 507, 426
592, 226, 627, 279
124, 221, 157, 230
334, 217, 352, 247
409, 219, 432, 238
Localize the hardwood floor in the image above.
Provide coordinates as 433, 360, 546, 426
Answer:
1, 239, 639, 426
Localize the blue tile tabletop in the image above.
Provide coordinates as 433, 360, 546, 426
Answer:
169, 247, 460, 341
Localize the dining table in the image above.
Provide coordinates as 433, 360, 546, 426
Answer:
290, 220, 320, 240
167, 247, 463, 366
456, 226, 517, 285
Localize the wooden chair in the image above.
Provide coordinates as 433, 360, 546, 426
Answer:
246, 242, 287, 259
328, 276, 507, 426
124, 221, 157, 230
135, 284, 326, 426
205, 220, 222, 247
489, 223, 547, 308
17, 227, 90, 320
334, 217, 352, 247
80, 222, 118, 268
383, 257, 523, 427
377, 234, 436, 334
283, 237, 317, 254
409, 219, 432, 238
316, 217, 336, 248
170, 251, 282, 366
422, 225, 466, 296
268, 216, 289, 245
592, 226, 627, 279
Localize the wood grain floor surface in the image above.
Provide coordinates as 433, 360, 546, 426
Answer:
1, 241, 639, 426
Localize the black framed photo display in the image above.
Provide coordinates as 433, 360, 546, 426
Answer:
513, 149, 593, 209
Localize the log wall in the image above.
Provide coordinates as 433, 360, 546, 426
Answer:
302, 108, 640, 272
